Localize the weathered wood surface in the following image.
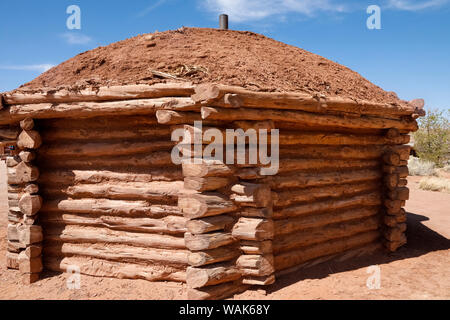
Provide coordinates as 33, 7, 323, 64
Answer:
192, 84, 417, 116
201, 107, 418, 131
45, 225, 186, 249
44, 256, 186, 282
40, 212, 187, 235
187, 281, 249, 300
0, 127, 19, 140
236, 255, 275, 277
273, 181, 380, 208
42, 199, 182, 218
178, 192, 237, 219
44, 242, 189, 265
186, 263, 241, 288
184, 176, 232, 192
275, 159, 380, 175
273, 192, 382, 219
182, 159, 234, 178
0, 97, 198, 125
232, 218, 274, 241
274, 230, 381, 271
184, 232, 235, 251
188, 245, 240, 267
273, 216, 381, 254
186, 215, 235, 234
274, 206, 380, 236
4, 83, 195, 105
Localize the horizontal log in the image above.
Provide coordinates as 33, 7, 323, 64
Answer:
383, 152, 401, 166
4, 83, 195, 105
184, 232, 235, 251
42, 199, 182, 218
274, 181, 380, 208
188, 245, 240, 267
7, 162, 39, 184
201, 107, 418, 131
43, 242, 189, 265
184, 176, 232, 192
384, 173, 400, 190
239, 207, 273, 219
273, 216, 381, 254
264, 169, 381, 190
38, 152, 173, 169
178, 192, 237, 219
278, 145, 387, 160
41, 115, 159, 130
193, 84, 416, 117
156, 110, 201, 125
273, 192, 382, 219
186, 263, 241, 288
275, 159, 380, 175
388, 187, 410, 201
0, 97, 198, 125
232, 218, 274, 241
278, 132, 410, 146
240, 240, 273, 255
44, 256, 186, 282
187, 281, 249, 300
39, 140, 174, 158
45, 181, 183, 201
274, 230, 381, 271
274, 206, 380, 236
383, 165, 409, 178
45, 225, 185, 249
236, 255, 275, 277
384, 224, 407, 242
40, 212, 187, 235
186, 215, 235, 234
40, 126, 172, 142
38, 169, 183, 185
0, 127, 19, 140
384, 234, 407, 252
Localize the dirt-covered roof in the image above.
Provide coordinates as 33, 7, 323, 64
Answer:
19, 27, 401, 104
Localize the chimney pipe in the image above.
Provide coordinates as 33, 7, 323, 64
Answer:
219, 14, 229, 30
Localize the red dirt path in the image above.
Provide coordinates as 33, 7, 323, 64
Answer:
17, 28, 401, 105
0, 164, 448, 300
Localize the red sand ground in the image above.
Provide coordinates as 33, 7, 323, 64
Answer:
0, 164, 448, 300
17, 28, 401, 105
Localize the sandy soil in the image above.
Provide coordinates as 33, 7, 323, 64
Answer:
0, 164, 448, 300
17, 28, 400, 105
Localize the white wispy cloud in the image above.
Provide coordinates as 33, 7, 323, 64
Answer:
0, 64, 55, 72
203, 0, 347, 22
61, 32, 93, 45
138, 0, 168, 17
386, 0, 448, 11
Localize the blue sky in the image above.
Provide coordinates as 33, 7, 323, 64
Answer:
0, 0, 448, 110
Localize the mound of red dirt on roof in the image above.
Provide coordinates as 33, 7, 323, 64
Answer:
20, 27, 400, 104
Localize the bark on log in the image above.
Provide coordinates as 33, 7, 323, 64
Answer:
43, 242, 189, 265
44, 256, 186, 282
4, 83, 195, 105
201, 107, 418, 131
186, 263, 241, 288
188, 245, 240, 267
273, 216, 381, 254
274, 231, 381, 271
184, 232, 235, 251
186, 215, 235, 234
40, 212, 187, 235
45, 225, 186, 249
178, 192, 237, 219
232, 218, 274, 241
273, 192, 382, 219
274, 181, 380, 208
42, 199, 182, 218
274, 206, 380, 236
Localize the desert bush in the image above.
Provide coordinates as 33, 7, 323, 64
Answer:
413, 109, 450, 167
419, 177, 450, 193
408, 156, 436, 176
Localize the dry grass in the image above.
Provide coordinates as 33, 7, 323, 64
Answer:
408, 157, 436, 176
419, 176, 450, 193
